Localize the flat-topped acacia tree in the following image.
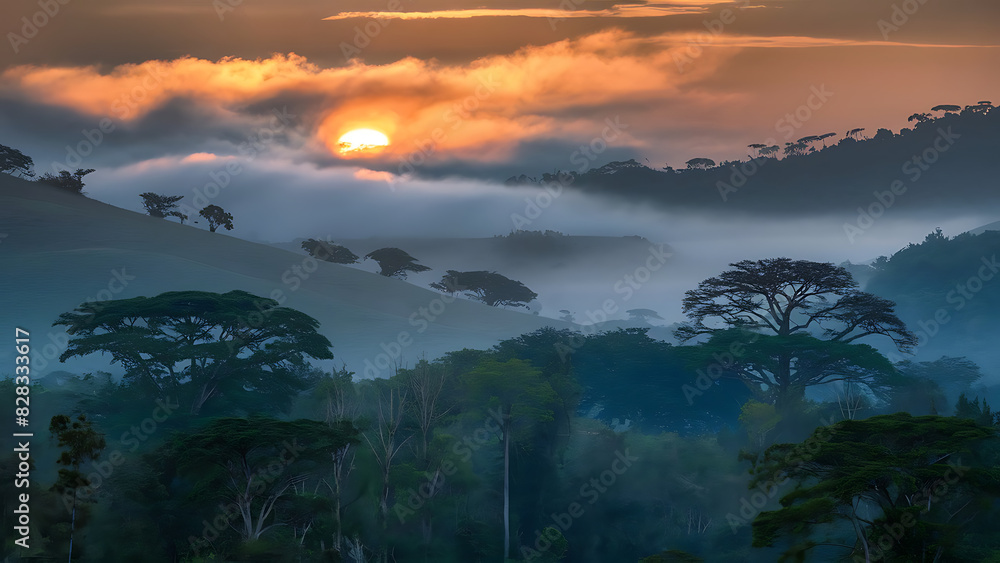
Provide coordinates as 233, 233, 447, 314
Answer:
364, 247, 430, 279
430, 270, 538, 308
54, 290, 333, 415
675, 258, 916, 409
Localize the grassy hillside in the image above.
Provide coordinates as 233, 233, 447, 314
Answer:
0, 175, 573, 379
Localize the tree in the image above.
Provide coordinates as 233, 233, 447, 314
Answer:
626, 308, 663, 324
739, 399, 781, 450
140, 192, 187, 223
170, 416, 358, 545
360, 378, 410, 527
782, 141, 807, 157
872, 127, 894, 141
430, 270, 538, 308
954, 393, 997, 427
198, 204, 234, 232
685, 158, 715, 170
37, 168, 95, 195
749, 413, 1000, 562
675, 258, 916, 408
817, 132, 837, 147
846, 128, 865, 140
930, 104, 961, 114
759, 145, 780, 158
463, 358, 558, 560
301, 238, 359, 264
907, 112, 932, 124
640, 550, 704, 562
402, 359, 453, 465
54, 290, 333, 415
364, 247, 431, 279
49, 414, 107, 562
312, 366, 359, 554
0, 144, 35, 178
896, 356, 983, 406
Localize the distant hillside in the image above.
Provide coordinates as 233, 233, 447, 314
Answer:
967, 220, 1000, 236
865, 228, 1000, 374
0, 175, 575, 380
507, 107, 999, 215
271, 231, 679, 330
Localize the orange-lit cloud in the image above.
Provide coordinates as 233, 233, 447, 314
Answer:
2, 27, 998, 172
181, 152, 220, 163
1, 29, 719, 163
323, 5, 711, 21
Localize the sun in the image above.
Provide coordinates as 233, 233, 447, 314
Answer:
337, 128, 390, 154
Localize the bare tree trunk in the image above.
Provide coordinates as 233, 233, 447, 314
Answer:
362, 385, 410, 528
67, 488, 77, 563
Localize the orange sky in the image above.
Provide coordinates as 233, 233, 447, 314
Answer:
0, 0, 997, 176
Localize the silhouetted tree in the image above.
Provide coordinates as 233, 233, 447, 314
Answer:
685, 157, 715, 170
430, 270, 538, 308
676, 258, 916, 408
626, 308, 663, 323
140, 192, 188, 223
872, 128, 895, 141
0, 144, 34, 178
954, 393, 998, 427
197, 204, 233, 232
301, 238, 359, 264
817, 132, 837, 146
759, 145, 779, 158
37, 168, 94, 195
364, 247, 430, 279
930, 104, 961, 114
845, 127, 865, 140
54, 290, 332, 414
782, 142, 807, 157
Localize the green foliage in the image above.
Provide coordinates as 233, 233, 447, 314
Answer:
955, 393, 998, 427
749, 413, 1000, 561
676, 258, 914, 407
639, 550, 704, 562
739, 400, 781, 449
54, 290, 332, 415
163, 416, 358, 552
897, 357, 983, 404
49, 414, 107, 492
49, 413, 107, 560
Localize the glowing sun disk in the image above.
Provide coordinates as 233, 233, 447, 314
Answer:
338, 128, 390, 153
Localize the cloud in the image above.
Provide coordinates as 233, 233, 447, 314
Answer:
2, 25, 998, 184
0, 30, 719, 171
323, 4, 713, 21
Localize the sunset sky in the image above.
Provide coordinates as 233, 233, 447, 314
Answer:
1, 0, 997, 253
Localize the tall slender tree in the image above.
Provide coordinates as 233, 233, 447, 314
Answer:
462, 358, 557, 560
49, 414, 106, 562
